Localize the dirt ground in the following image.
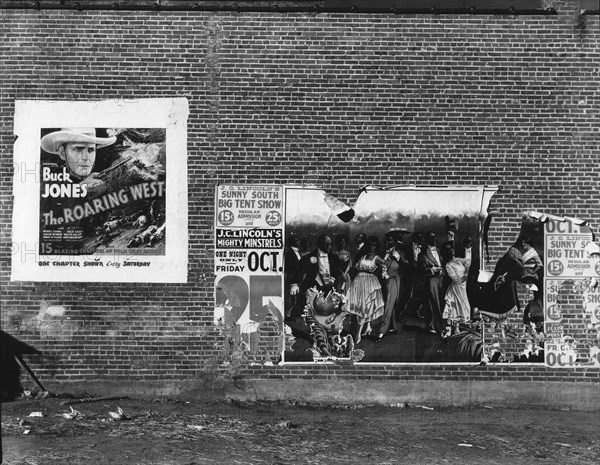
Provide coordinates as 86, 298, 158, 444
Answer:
2, 395, 599, 465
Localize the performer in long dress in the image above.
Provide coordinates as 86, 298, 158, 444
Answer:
345, 236, 385, 343
442, 244, 471, 332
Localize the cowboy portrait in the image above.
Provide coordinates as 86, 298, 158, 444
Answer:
40, 128, 117, 195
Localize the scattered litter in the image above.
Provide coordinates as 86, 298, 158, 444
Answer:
476, 445, 486, 450
391, 402, 408, 408
415, 405, 434, 410
276, 421, 299, 429
36, 390, 50, 400
28, 411, 43, 417
187, 425, 204, 431
108, 406, 128, 421
18, 419, 28, 427
554, 443, 572, 447
484, 406, 493, 409
61, 406, 82, 420
458, 443, 473, 447
22, 390, 32, 398
60, 395, 127, 407
23, 429, 31, 435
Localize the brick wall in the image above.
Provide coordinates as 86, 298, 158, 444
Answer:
1, 3, 599, 392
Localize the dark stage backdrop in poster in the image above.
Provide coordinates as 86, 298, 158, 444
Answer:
284, 186, 497, 363
12, 99, 188, 283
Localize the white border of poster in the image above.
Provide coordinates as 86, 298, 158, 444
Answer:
11, 98, 189, 283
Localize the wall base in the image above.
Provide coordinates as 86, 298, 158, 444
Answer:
34, 379, 600, 411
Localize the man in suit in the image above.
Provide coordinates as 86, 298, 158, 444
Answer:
398, 232, 424, 320
443, 229, 457, 255
457, 235, 473, 261
376, 232, 409, 342
405, 232, 423, 282
298, 234, 344, 295
418, 231, 445, 334
284, 235, 302, 318
353, 233, 367, 262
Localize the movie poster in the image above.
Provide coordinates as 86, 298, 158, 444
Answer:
12, 99, 189, 283
214, 185, 285, 363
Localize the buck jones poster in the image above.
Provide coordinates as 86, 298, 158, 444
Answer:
12, 99, 189, 283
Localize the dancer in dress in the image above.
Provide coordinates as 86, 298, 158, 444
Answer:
521, 236, 543, 284
345, 236, 385, 343
442, 244, 471, 334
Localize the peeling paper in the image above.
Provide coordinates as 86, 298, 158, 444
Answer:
527, 210, 587, 226
37, 301, 67, 318
544, 215, 600, 367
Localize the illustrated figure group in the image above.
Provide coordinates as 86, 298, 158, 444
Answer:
286, 223, 546, 353
285, 229, 480, 346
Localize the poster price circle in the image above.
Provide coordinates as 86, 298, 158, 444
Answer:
547, 260, 564, 276
546, 304, 561, 321
218, 210, 235, 226
265, 210, 282, 226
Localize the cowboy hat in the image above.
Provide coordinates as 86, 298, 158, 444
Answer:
40, 128, 116, 155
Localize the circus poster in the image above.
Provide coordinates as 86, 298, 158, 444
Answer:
211, 184, 600, 365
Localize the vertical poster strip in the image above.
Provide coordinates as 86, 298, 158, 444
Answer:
582, 281, 600, 367
214, 185, 284, 364
543, 217, 600, 367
